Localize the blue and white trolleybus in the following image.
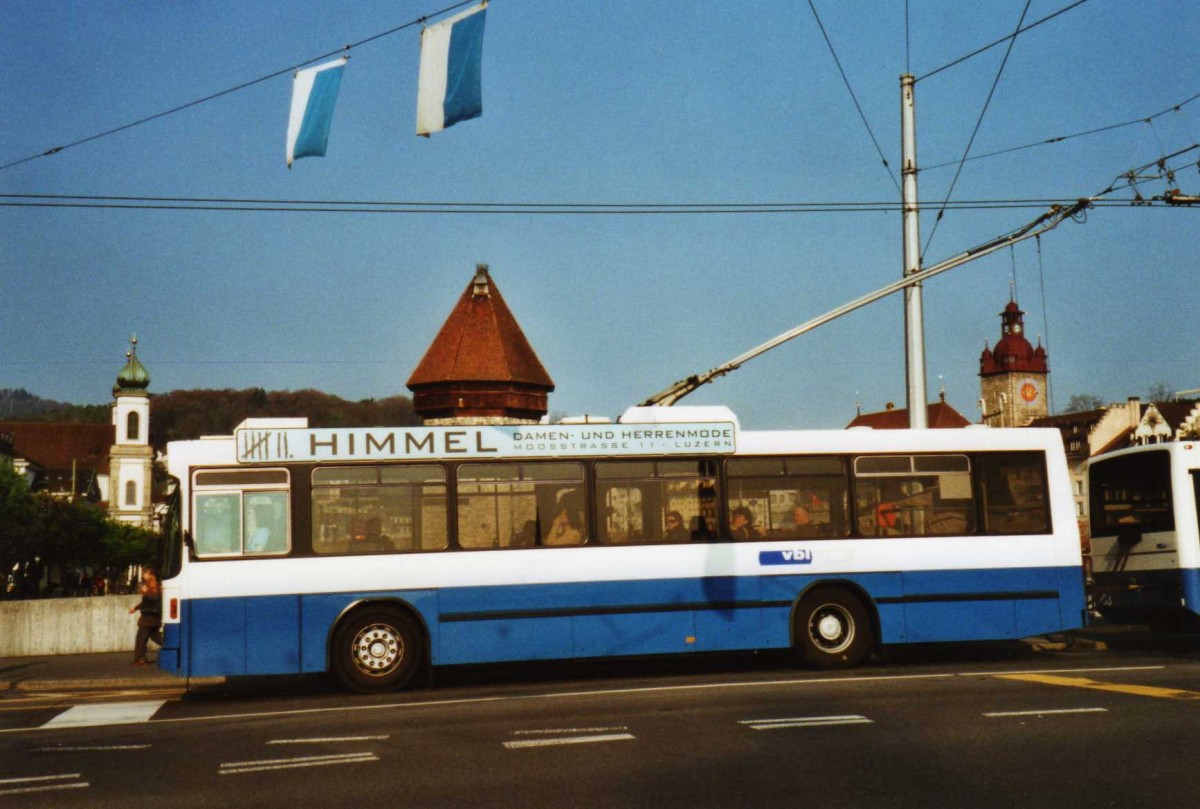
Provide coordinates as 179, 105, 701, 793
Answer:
157, 406, 1086, 691
1088, 441, 1200, 626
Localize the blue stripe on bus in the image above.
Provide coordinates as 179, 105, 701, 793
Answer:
176, 566, 1084, 677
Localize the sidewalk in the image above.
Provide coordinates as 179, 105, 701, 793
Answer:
0, 652, 224, 692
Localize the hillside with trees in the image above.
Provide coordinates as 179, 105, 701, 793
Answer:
148, 388, 420, 447
1, 387, 421, 452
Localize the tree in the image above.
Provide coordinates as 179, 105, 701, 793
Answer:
0, 463, 157, 599
0, 465, 38, 597
1062, 393, 1104, 413
1147, 381, 1175, 402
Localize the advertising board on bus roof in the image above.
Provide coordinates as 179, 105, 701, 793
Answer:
234, 422, 737, 464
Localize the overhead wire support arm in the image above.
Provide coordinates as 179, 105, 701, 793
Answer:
639, 198, 1092, 407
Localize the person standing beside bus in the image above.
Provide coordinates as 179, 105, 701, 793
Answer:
128, 568, 164, 666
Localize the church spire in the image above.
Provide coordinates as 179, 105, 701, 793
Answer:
113, 335, 150, 396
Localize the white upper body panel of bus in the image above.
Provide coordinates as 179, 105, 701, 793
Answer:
166, 408, 1069, 472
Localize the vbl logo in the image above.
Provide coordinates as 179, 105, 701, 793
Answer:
759, 549, 813, 566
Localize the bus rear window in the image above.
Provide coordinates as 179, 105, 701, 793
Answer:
1090, 450, 1174, 535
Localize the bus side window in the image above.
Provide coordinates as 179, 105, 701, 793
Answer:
726, 457, 849, 539
245, 492, 288, 554
853, 455, 975, 537
194, 493, 241, 556
978, 452, 1050, 534
457, 462, 586, 549
595, 460, 717, 545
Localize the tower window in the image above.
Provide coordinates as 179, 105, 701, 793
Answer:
127, 411, 140, 441
125, 480, 138, 506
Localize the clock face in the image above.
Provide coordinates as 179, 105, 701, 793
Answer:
1013, 323, 1023, 334
1019, 378, 1041, 404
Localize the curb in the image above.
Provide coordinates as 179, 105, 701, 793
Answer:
0, 676, 226, 692
1021, 633, 1109, 653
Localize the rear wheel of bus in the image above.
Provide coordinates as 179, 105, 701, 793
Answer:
332, 607, 423, 693
794, 587, 873, 669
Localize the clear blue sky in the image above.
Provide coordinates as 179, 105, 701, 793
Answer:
2, 0, 1197, 428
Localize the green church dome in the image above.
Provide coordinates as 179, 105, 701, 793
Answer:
113, 336, 150, 396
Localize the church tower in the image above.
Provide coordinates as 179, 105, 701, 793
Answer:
407, 265, 554, 425
109, 336, 154, 528
979, 297, 1049, 427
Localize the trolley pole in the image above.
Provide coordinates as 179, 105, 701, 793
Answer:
901, 74, 927, 429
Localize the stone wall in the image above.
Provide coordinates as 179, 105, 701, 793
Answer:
0, 595, 139, 657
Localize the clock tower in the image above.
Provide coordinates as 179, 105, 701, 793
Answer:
979, 298, 1049, 427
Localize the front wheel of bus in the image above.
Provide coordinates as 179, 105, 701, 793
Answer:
332, 608, 423, 693
794, 588, 872, 669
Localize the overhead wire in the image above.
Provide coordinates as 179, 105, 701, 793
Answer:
921, 0, 1033, 261
1036, 234, 1054, 414
0, 193, 1156, 216
922, 90, 1200, 170
0, 0, 477, 173
805, 0, 901, 193
916, 0, 1092, 82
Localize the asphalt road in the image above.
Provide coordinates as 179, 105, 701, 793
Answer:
3, 642, 1200, 808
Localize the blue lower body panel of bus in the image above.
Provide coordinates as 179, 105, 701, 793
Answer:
174, 565, 1086, 678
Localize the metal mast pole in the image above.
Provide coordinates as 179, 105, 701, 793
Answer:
901, 74, 927, 428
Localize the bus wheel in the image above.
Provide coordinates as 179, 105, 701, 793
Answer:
332, 608, 422, 693
794, 588, 872, 669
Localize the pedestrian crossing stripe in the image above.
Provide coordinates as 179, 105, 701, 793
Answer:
41, 700, 166, 729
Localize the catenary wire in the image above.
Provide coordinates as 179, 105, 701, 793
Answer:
916, 0, 1091, 82
0, 197, 1158, 215
923, 90, 1200, 170
0, 0, 477, 173
921, 0, 1032, 261
805, 0, 901, 192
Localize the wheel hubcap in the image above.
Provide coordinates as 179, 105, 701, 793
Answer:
809, 604, 854, 654
352, 623, 403, 677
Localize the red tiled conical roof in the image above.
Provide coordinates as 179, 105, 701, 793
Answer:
408, 266, 553, 388
407, 266, 553, 422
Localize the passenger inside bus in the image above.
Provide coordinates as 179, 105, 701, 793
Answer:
780, 504, 822, 538
348, 517, 395, 554
663, 511, 689, 542
729, 506, 764, 540
544, 490, 585, 546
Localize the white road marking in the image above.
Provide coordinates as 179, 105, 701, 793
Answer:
219, 752, 377, 775
0, 664, 1169, 737
31, 745, 151, 752
983, 707, 1109, 718
512, 726, 628, 736
740, 715, 873, 730
0, 773, 88, 796
504, 733, 635, 749
41, 700, 166, 729
267, 736, 389, 745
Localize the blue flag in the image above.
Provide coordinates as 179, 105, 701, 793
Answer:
287, 57, 348, 167
416, 3, 487, 137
